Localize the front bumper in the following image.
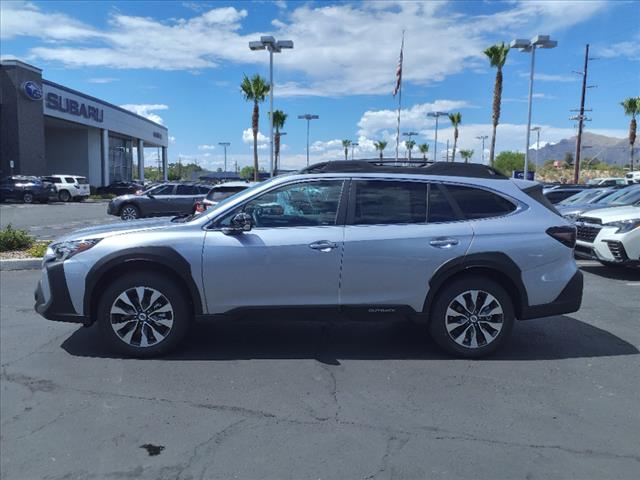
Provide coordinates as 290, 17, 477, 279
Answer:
520, 270, 583, 320
34, 261, 89, 324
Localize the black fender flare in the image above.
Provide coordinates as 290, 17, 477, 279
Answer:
423, 252, 529, 318
84, 246, 204, 318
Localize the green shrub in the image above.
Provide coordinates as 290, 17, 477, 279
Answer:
26, 241, 51, 258
0, 224, 34, 252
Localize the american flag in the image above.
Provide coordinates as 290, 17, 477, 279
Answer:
393, 34, 404, 97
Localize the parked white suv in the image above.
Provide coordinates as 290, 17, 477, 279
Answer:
45, 175, 90, 202
625, 171, 640, 184
575, 205, 640, 268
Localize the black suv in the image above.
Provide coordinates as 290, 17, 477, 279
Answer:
107, 182, 211, 220
0, 176, 55, 203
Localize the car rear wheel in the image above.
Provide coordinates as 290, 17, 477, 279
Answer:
428, 275, 514, 358
58, 190, 71, 202
120, 204, 140, 220
97, 272, 190, 357
22, 192, 34, 204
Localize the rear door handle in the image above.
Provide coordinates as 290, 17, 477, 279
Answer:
309, 240, 338, 252
429, 238, 459, 249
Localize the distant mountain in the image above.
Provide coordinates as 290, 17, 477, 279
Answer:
528, 132, 630, 166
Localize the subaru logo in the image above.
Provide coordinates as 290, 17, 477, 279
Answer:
22, 81, 43, 101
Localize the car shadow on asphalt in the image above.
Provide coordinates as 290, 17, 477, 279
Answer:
580, 265, 640, 281
61, 315, 638, 363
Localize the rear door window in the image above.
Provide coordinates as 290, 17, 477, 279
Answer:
444, 185, 516, 219
428, 184, 460, 223
176, 185, 198, 195
150, 184, 175, 195
352, 180, 427, 225
64, 177, 75, 183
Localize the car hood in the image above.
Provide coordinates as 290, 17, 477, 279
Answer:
557, 203, 594, 216
54, 218, 175, 243
578, 205, 640, 223
111, 194, 139, 202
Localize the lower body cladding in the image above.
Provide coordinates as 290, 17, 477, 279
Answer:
34, 259, 584, 327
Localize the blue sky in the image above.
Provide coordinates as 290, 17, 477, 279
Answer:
1, 0, 639, 170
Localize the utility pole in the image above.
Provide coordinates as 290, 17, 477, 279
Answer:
351, 142, 359, 160
218, 142, 230, 173
476, 135, 488, 164
445, 139, 450, 162
573, 44, 590, 184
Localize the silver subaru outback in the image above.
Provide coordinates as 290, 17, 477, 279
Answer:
35, 161, 583, 358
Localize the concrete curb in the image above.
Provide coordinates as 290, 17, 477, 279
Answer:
0, 258, 42, 271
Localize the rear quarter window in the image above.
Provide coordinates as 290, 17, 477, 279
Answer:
445, 184, 517, 220
64, 177, 75, 183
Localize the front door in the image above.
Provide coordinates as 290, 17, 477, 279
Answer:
340, 180, 474, 313
202, 179, 347, 314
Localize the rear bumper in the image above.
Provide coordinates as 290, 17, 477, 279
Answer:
520, 270, 583, 320
34, 262, 89, 324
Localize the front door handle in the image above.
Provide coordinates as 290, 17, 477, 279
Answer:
429, 237, 459, 249
309, 240, 338, 252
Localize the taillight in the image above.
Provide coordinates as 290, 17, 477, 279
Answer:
546, 226, 576, 249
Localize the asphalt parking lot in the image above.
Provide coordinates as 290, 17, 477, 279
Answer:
0, 261, 639, 480
0, 201, 118, 240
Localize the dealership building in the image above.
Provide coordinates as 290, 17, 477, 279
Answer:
0, 60, 169, 186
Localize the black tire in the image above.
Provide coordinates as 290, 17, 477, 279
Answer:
97, 272, 191, 358
428, 275, 514, 358
22, 191, 34, 204
58, 190, 71, 202
120, 204, 140, 220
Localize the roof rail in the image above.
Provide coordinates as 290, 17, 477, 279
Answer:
299, 160, 507, 180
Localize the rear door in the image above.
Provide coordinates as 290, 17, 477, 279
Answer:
340, 179, 474, 313
173, 185, 202, 213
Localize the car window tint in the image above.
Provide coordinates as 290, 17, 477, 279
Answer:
428, 185, 458, 222
238, 180, 344, 228
198, 186, 210, 194
353, 180, 427, 225
64, 177, 75, 183
445, 185, 516, 219
176, 185, 197, 195
76, 177, 88, 184
151, 184, 175, 195
208, 187, 245, 202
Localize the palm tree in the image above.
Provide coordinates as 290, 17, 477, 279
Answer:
405, 140, 416, 160
342, 139, 352, 161
459, 149, 474, 163
484, 42, 510, 167
418, 143, 429, 160
272, 110, 287, 174
374, 140, 388, 160
448, 112, 462, 162
621, 97, 640, 172
240, 74, 270, 181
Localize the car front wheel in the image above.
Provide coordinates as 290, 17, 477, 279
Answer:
428, 275, 514, 358
22, 192, 34, 204
97, 272, 190, 357
120, 204, 140, 220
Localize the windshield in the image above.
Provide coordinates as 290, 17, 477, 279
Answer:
608, 188, 640, 206
207, 187, 247, 202
558, 188, 606, 205
596, 186, 640, 205
188, 180, 268, 221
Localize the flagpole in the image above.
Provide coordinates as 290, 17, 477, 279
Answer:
394, 31, 405, 164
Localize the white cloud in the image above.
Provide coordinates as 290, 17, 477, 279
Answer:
1, 1, 609, 96
198, 144, 216, 150
119, 104, 168, 125
169, 136, 176, 144
242, 128, 269, 146
87, 77, 118, 84
594, 38, 640, 61
357, 100, 471, 139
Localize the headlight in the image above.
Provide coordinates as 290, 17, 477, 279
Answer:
604, 218, 640, 234
49, 238, 101, 261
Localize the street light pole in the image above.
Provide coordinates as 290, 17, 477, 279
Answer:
218, 142, 230, 173
530, 127, 541, 172
351, 142, 359, 160
298, 114, 319, 166
511, 35, 557, 176
476, 135, 488, 164
428, 112, 448, 163
249, 36, 294, 178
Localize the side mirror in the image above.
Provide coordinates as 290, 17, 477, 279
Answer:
222, 212, 252, 235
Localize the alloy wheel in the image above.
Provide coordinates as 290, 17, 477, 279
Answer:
110, 286, 174, 347
23, 192, 34, 203
445, 290, 504, 349
121, 206, 139, 220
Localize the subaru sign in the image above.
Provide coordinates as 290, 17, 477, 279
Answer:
22, 81, 43, 101
45, 92, 104, 123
